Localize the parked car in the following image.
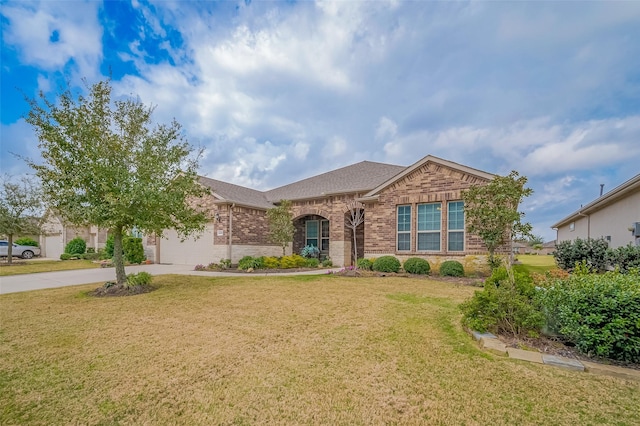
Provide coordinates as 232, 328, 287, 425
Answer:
0, 240, 41, 259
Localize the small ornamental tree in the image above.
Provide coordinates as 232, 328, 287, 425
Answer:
345, 200, 365, 266
462, 171, 533, 269
25, 79, 210, 287
0, 175, 44, 264
267, 200, 295, 256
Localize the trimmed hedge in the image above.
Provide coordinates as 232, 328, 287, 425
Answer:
553, 237, 609, 272
440, 260, 464, 277
403, 257, 431, 275
372, 256, 401, 273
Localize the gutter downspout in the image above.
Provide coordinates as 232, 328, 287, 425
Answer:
227, 203, 235, 262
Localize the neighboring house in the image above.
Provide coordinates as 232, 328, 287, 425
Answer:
552, 173, 640, 249
158, 154, 506, 270
40, 212, 110, 259
540, 240, 557, 255
512, 241, 531, 255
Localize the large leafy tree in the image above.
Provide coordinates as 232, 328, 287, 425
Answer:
24, 79, 210, 286
462, 170, 533, 268
267, 200, 295, 256
0, 175, 44, 264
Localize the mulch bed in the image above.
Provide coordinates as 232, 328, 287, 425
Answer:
90, 283, 156, 297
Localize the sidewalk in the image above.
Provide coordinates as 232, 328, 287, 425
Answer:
0, 264, 340, 294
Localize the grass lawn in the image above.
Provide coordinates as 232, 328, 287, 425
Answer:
0, 259, 101, 276
514, 254, 558, 275
1, 275, 638, 425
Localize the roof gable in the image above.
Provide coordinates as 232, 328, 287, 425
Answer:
198, 176, 273, 209
364, 155, 494, 197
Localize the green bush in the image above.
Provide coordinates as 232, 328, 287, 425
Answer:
263, 256, 280, 269
460, 267, 544, 336
105, 235, 115, 257
64, 237, 86, 255
322, 258, 333, 267
15, 237, 38, 247
403, 257, 431, 275
372, 256, 401, 273
440, 260, 464, 277
126, 271, 153, 287
607, 244, 640, 273
123, 237, 145, 264
82, 252, 101, 260
238, 256, 264, 270
305, 258, 320, 268
279, 254, 307, 269
356, 258, 373, 270
537, 268, 640, 362
553, 237, 609, 272
60, 253, 72, 260
86, 247, 95, 253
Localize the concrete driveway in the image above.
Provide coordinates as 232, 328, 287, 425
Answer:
0, 264, 339, 294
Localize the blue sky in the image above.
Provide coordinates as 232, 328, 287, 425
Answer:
2, 0, 639, 241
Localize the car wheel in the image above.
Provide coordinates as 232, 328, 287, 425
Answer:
21, 250, 34, 259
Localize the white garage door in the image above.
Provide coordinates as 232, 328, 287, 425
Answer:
160, 224, 215, 265
44, 234, 63, 259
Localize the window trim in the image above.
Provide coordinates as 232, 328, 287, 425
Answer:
396, 205, 411, 252
417, 202, 441, 252
447, 201, 465, 252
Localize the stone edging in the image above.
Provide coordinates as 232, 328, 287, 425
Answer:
469, 330, 640, 382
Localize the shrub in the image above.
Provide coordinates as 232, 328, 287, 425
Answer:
238, 256, 264, 270
537, 268, 640, 362
194, 264, 206, 271
65, 237, 86, 255
82, 252, 101, 260
126, 271, 153, 287
86, 247, 95, 253
105, 235, 115, 257
460, 267, 544, 336
607, 244, 640, 273
219, 258, 232, 269
263, 256, 280, 269
440, 260, 464, 277
322, 258, 333, 267
357, 258, 373, 271
279, 254, 307, 269
123, 237, 145, 264
372, 256, 401, 273
403, 257, 431, 275
300, 245, 320, 258
305, 258, 320, 268
60, 253, 72, 260
15, 237, 38, 247
553, 237, 609, 272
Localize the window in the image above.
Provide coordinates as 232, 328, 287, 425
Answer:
417, 203, 441, 251
569, 222, 575, 231
397, 205, 411, 251
321, 220, 329, 251
306, 220, 318, 247
448, 201, 464, 251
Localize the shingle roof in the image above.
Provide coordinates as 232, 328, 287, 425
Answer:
265, 161, 406, 202
198, 176, 273, 209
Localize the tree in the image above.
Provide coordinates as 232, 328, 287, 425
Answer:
462, 170, 533, 269
267, 200, 295, 256
0, 175, 44, 264
345, 200, 365, 265
527, 234, 544, 246
24, 79, 210, 286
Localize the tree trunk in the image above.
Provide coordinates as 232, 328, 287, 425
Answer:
7, 234, 13, 265
352, 226, 357, 266
282, 243, 286, 256
112, 226, 127, 286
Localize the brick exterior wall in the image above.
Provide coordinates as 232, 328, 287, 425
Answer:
363, 162, 501, 258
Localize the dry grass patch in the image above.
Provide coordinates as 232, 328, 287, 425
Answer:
1, 275, 638, 425
0, 259, 100, 276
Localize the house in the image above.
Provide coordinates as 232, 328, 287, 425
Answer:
158, 154, 505, 271
40, 212, 110, 259
552, 173, 640, 249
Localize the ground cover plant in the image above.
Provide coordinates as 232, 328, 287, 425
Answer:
0, 259, 100, 276
2, 275, 639, 425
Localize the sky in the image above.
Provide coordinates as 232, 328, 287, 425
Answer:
1, 0, 639, 241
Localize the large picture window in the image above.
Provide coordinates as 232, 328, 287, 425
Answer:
306, 220, 318, 247
417, 203, 441, 251
397, 205, 411, 251
448, 201, 464, 251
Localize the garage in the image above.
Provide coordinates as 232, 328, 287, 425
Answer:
43, 234, 63, 259
159, 223, 215, 265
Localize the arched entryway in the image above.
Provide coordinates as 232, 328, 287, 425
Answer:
293, 214, 330, 260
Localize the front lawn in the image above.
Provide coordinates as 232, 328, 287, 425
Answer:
0, 259, 101, 276
1, 275, 638, 424
514, 254, 558, 275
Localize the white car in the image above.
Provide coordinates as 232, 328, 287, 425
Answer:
0, 240, 41, 259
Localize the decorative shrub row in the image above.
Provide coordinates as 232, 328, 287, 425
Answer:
554, 238, 640, 273
356, 257, 465, 276
236, 254, 329, 270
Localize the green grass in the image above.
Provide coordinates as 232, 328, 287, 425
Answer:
514, 254, 558, 275
0, 259, 101, 276
1, 275, 638, 425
